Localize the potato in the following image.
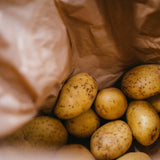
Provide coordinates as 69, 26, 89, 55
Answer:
95, 88, 127, 120
126, 101, 160, 146
65, 109, 100, 138
121, 64, 160, 99
2, 116, 68, 149
148, 93, 160, 112
56, 144, 95, 160
90, 120, 133, 160
0, 127, 31, 149
116, 152, 151, 160
54, 73, 97, 119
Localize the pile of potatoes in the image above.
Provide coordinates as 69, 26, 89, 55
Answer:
2, 64, 160, 160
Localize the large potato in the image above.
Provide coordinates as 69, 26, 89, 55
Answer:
116, 152, 151, 160
95, 87, 127, 120
126, 101, 160, 146
121, 64, 160, 99
1, 116, 68, 149
56, 144, 95, 160
65, 108, 100, 138
90, 120, 133, 160
54, 73, 97, 119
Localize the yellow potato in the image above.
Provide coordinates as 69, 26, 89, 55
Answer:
116, 152, 151, 160
121, 64, 160, 99
54, 73, 97, 119
2, 116, 68, 149
56, 144, 95, 160
0, 127, 31, 149
90, 120, 133, 160
95, 87, 127, 120
126, 101, 160, 146
65, 109, 100, 138
148, 93, 160, 112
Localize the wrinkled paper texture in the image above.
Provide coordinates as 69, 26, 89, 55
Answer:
55, 0, 138, 89
0, 0, 72, 137
55, 0, 160, 89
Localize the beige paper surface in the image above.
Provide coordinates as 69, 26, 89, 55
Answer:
0, 0, 72, 137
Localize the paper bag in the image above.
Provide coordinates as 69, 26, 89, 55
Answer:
0, 0, 72, 137
55, 0, 160, 89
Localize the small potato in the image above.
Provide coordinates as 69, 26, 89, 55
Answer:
95, 88, 127, 120
56, 144, 95, 160
126, 101, 160, 146
121, 64, 160, 99
65, 109, 100, 138
54, 73, 97, 119
148, 93, 160, 112
90, 120, 133, 160
116, 152, 151, 160
2, 116, 68, 149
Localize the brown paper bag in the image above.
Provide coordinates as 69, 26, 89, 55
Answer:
55, 0, 139, 90
55, 0, 160, 88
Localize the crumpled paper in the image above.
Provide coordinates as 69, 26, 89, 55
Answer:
0, 0, 72, 137
1, 0, 160, 159
55, 0, 160, 90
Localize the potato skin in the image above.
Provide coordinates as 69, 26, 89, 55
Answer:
2, 116, 68, 149
90, 120, 133, 160
54, 73, 97, 119
56, 144, 95, 160
95, 88, 127, 120
116, 152, 151, 160
121, 64, 160, 99
148, 93, 160, 112
65, 109, 100, 138
126, 101, 160, 146
23, 116, 68, 149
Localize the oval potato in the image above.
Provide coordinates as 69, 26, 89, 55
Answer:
65, 109, 100, 138
116, 152, 151, 160
126, 101, 160, 146
90, 120, 133, 160
54, 73, 97, 119
95, 87, 127, 120
56, 144, 95, 160
121, 64, 160, 99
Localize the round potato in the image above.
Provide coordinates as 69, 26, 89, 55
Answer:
95, 88, 127, 120
56, 144, 95, 160
54, 73, 97, 119
148, 93, 160, 112
65, 109, 100, 138
116, 152, 151, 160
126, 101, 160, 146
90, 120, 133, 160
2, 116, 68, 149
23, 116, 68, 149
121, 64, 160, 99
